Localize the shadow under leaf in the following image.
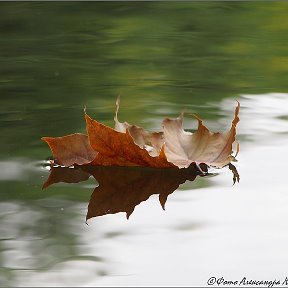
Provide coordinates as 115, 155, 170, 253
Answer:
43, 164, 207, 221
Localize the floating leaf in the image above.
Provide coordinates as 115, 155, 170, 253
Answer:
85, 112, 173, 168
114, 96, 164, 156
162, 102, 240, 168
42, 97, 240, 182
41, 133, 97, 166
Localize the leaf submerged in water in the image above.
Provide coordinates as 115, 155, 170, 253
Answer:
42, 97, 240, 181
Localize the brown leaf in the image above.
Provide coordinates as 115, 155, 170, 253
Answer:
41, 96, 167, 168
162, 102, 240, 168
85, 113, 174, 168
41, 133, 97, 166
42, 97, 240, 176
114, 96, 164, 157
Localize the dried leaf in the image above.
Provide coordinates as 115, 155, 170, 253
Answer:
162, 102, 240, 168
42, 97, 240, 181
86, 113, 174, 168
114, 96, 164, 156
41, 97, 168, 168
41, 133, 97, 167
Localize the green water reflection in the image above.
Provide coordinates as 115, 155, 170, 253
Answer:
1, 2, 288, 286
1, 2, 288, 159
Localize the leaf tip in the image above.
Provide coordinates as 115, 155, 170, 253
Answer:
190, 113, 203, 125
85, 112, 93, 123
114, 95, 121, 124
232, 101, 240, 127
42, 182, 48, 190
159, 193, 168, 210
116, 94, 121, 105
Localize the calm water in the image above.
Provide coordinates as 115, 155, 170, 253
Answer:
1, 2, 288, 286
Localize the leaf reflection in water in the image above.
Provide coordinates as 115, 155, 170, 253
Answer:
43, 164, 207, 221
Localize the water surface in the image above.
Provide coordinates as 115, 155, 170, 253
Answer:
1, 2, 288, 286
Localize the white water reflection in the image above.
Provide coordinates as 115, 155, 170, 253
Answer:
0, 200, 110, 287
0, 160, 35, 181
220, 93, 288, 142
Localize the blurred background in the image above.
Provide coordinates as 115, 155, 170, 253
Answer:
1, 2, 288, 286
